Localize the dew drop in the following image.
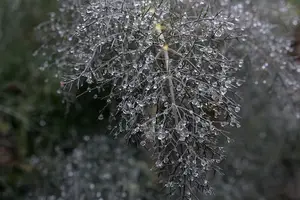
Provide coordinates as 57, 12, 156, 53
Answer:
98, 114, 104, 120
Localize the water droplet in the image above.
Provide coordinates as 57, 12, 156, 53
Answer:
39, 120, 46, 126
215, 28, 224, 37
155, 160, 163, 168
236, 79, 243, 86
98, 114, 104, 120
226, 22, 235, 30
220, 87, 227, 95
158, 131, 166, 140
140, 140, 146, 146
164, 102, 169, 107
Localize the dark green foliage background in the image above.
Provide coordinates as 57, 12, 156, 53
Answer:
1, 0, 300, 200
0, 1, 159, 199
0, 0, 63, 198
0, 0, 110, 198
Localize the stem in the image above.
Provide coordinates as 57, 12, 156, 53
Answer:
164, 50, 179, 125
159, 29, 179, 125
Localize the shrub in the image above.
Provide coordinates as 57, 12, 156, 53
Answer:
36, 0, 300, 199
25, 135, 161, 200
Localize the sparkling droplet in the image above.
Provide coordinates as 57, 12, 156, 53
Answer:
155, 160, 163, 168
158, 132, 166, 140
98, 114, 104, 120
140, 140, 146, 146
226, 22, 235, 30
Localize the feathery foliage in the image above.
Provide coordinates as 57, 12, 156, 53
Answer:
35, 0, 300, 199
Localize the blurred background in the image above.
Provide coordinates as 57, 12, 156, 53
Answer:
1, 0, 300, 200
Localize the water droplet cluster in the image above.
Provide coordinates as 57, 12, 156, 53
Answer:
26, 136, 159, 200
35, 0, 300, 198
230, 0, 300, 118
